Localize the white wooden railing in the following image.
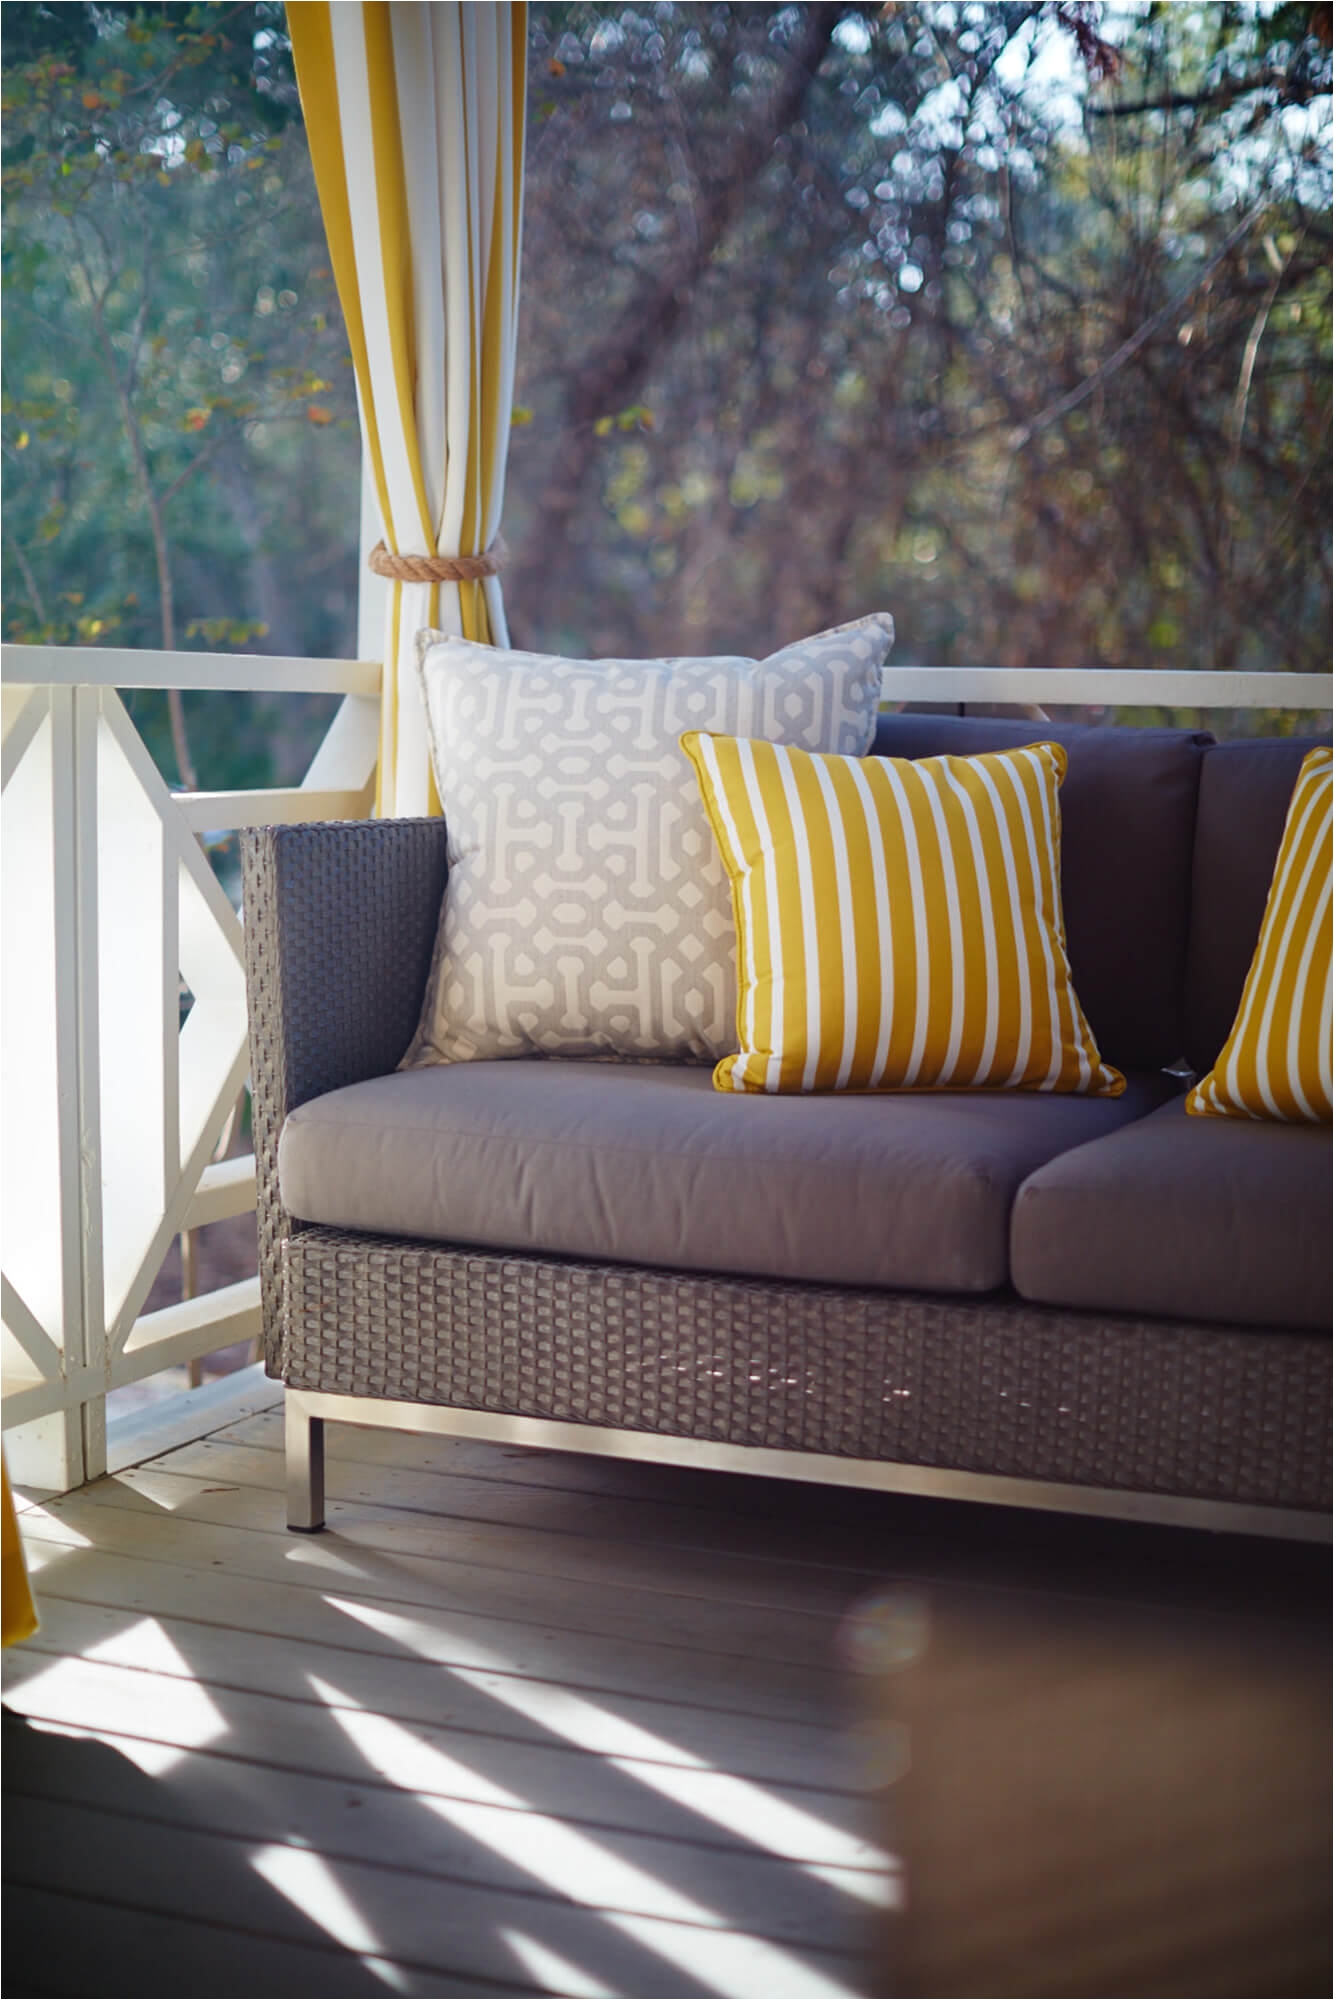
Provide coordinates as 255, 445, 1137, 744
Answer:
0, 647, 1328, 1494
1, 646, 381, 1491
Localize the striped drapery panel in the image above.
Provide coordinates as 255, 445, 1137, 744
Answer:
2, 1453, 38, 1647
288, 1, 528, 815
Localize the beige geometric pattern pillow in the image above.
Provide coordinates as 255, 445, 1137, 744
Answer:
401, 614, 894, 1067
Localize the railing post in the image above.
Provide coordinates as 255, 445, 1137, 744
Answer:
2, 685, 106, 1488
74, 686, 108, 1482
3, 647, 382, 1487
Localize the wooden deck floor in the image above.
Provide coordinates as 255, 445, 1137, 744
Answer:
3, 1382, 1329, 1999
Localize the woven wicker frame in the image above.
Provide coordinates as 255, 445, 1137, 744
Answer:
241, 823, 1332, 1522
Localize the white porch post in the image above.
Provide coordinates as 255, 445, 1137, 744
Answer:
2, 647, 381, 1495
2, 685, 105, 1489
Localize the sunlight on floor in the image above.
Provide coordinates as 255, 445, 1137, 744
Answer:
500, 1928, 618, 1998
17, 1507, 93, 1570
10, 1618, 229, 1774
310, 1675, 858, 1998
283, 1540, 373, 1577
308, 1670, 745, 1923
102, 1470, 192, 1514
250, 1842, 411, 1993
325, 1592, 897, 1903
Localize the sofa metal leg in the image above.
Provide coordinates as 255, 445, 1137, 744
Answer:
286, 1392, 326, 1532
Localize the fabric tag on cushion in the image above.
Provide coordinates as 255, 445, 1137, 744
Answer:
1187, 745, 1331, 1122
682, 732, 1124, 1097
403, 615, 893, 1065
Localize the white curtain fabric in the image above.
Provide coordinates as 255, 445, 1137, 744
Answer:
289, 1, 527, 815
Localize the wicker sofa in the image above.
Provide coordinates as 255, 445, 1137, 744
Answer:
241, 713, 1331, 1541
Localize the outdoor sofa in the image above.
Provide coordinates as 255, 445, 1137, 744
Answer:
241, 708, 1332, 1542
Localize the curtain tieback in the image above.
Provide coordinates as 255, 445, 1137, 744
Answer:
368, 537, 508, 584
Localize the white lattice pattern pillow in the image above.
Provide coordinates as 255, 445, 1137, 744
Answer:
402, 616, 894, 1065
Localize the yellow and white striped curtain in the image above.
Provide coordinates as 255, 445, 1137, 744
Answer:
288, 1, 527, 816
3, 1453, 38, 1648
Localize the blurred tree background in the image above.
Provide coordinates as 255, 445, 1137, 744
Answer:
1, 0, 358, 785
509, 0, 1332, 691
3, 0, 1331, 790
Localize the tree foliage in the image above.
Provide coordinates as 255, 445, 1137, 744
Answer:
507, 1, 1332, 696
2, 0, 1329, 792
1, 1, 358, 784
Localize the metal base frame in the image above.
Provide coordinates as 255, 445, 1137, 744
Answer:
283, 1387, 1331, 1543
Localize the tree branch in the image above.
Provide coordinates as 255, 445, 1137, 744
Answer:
6, 532, 48, 627
159, 440, 222, 510
511, 4, 843, 616
1089, 70, 1330, 117
1010, 200, 1271, 449
69, 220, 198, 787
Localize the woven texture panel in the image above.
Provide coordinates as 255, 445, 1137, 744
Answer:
283, 1230, 1330, 1510
242, 820, 450, 1371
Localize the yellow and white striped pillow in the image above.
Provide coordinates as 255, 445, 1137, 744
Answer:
681, 732, 1124, 1097
1187, 746, 1331, 1122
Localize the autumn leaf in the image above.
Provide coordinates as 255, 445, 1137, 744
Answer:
82, 92, 101, 111
306, 404, 332, 425
510, 405, 534, 427
184, 408, 210, 431
15, 431, 29, 450
548, 58, 566, 76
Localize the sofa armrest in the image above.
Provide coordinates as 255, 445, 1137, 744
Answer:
240, 819, 450, 1365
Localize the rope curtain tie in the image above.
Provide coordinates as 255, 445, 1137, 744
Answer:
367, 537, 508, 584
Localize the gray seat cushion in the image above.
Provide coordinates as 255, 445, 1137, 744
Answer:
279, 1059, 1172, 1295
1011, 1096, 1331, 1331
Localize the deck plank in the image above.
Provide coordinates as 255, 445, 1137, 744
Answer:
4, 1717, 888, 1947
9, 1790, 865, 1996
8, 1407, 1325, 1999
7, 1417, 898, 1995
1, 1882, 499, 1999
49, 1458, 876, 1617
2, 1650, 880, 1863
8, 1593, 852, 1792
17, 1536, 836, 1725
15, 1495, 852, 1671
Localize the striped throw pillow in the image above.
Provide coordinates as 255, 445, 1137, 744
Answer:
681, 732, 1124, 1097
1187, 745, 1331, 1122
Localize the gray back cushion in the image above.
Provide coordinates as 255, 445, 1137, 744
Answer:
872, 715, 1212, 1073
1183, 736, 1332, 1078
